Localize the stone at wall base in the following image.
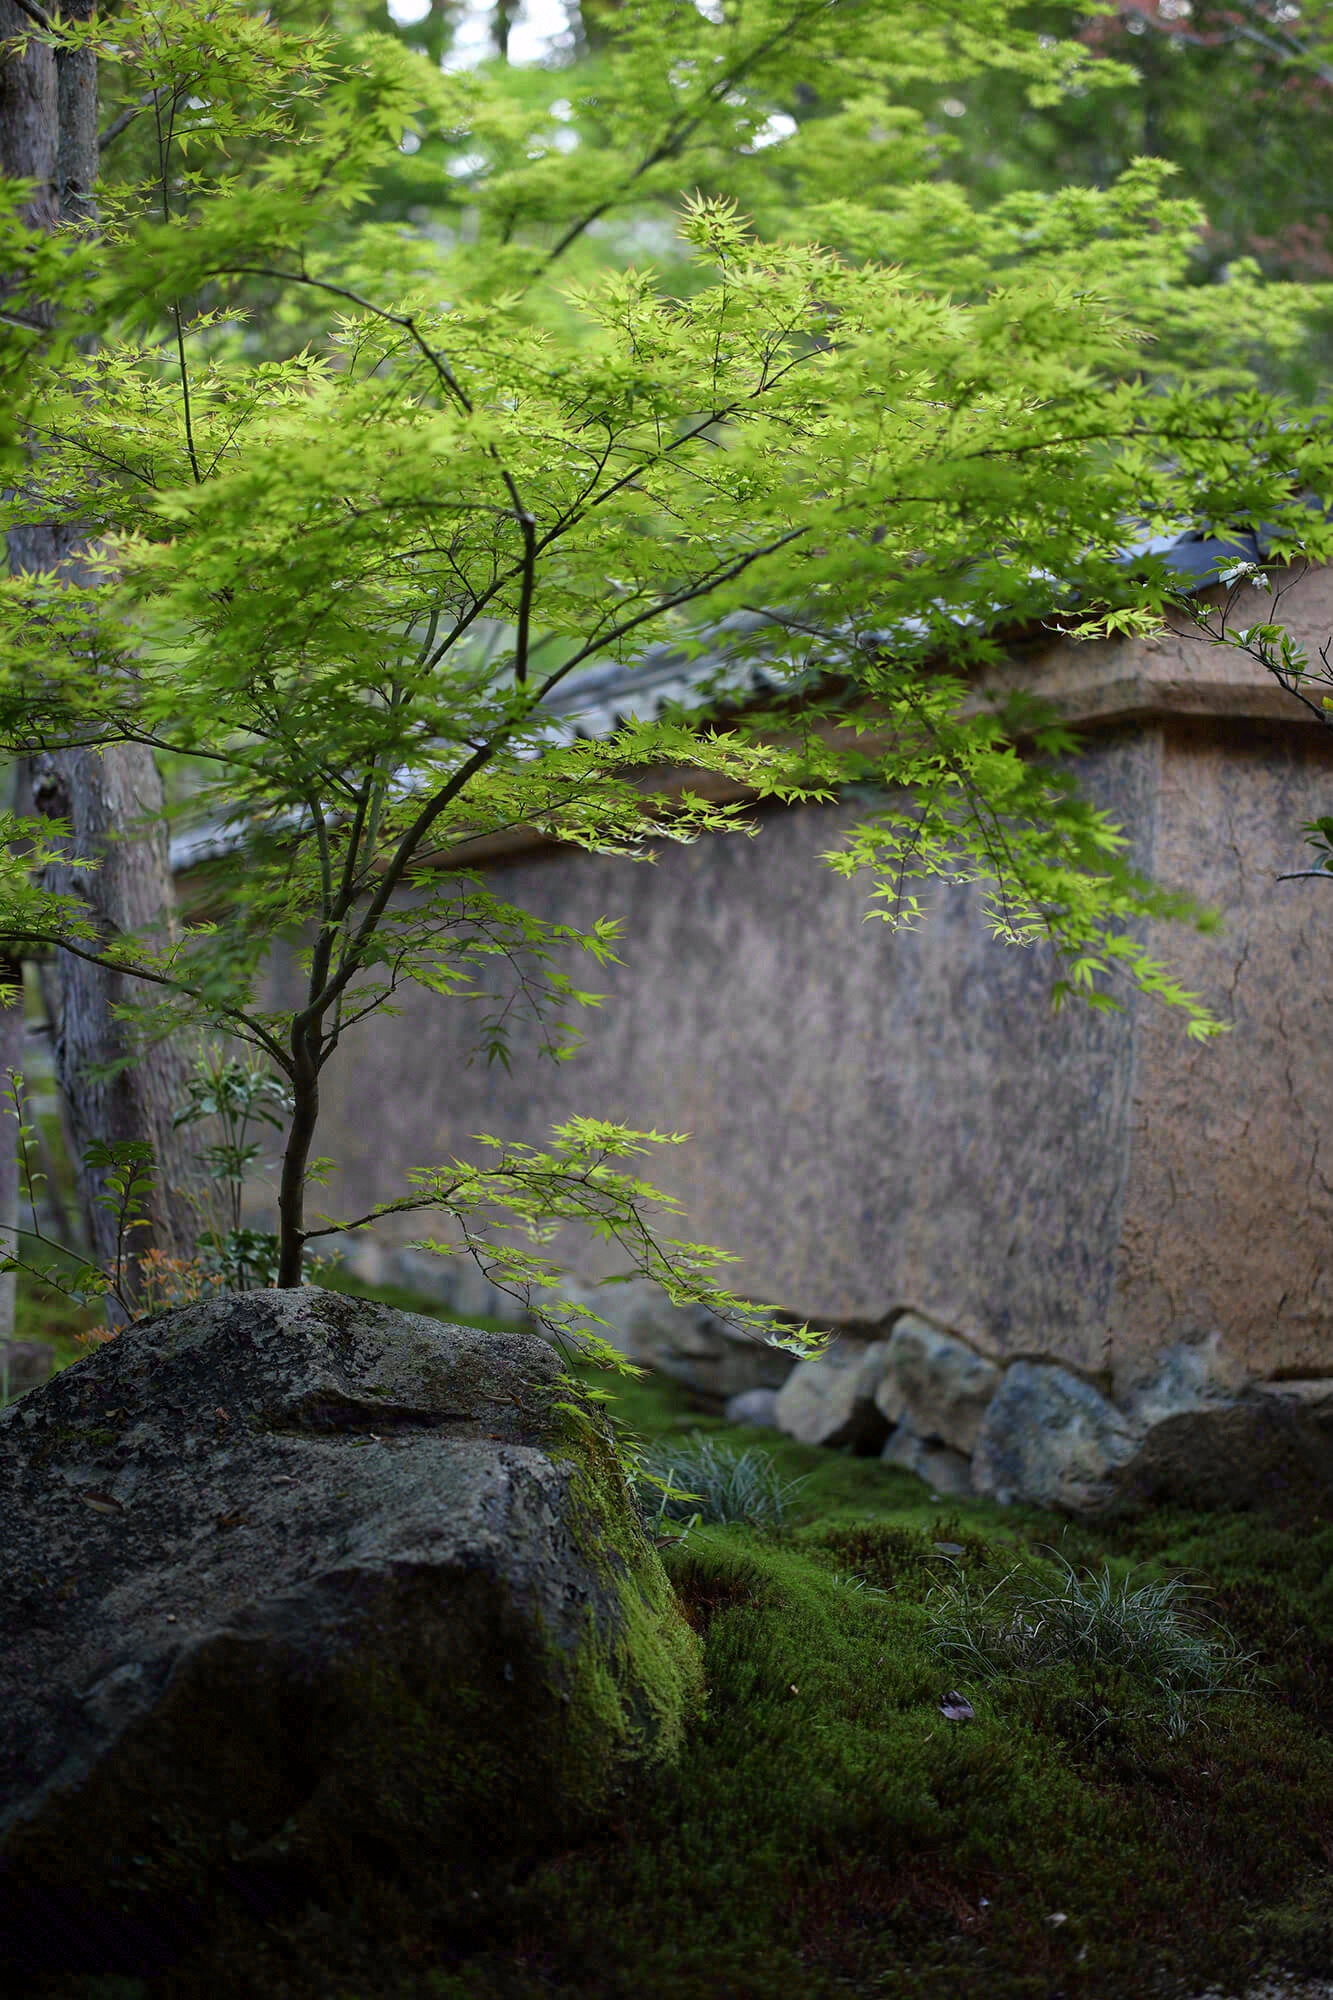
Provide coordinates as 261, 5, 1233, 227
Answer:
972, 1349, 1333, 1516
324, 1239, 534, 1328
559, 1279, 799, 1406
1115, 1328, 1249, 1422
971, 1361, 1140, 1514
875, 1314, 1001, 1457
1108, 1393, 1333, 1513
724, 1387, 781, 1429
774, 1338, 892, 1453
1253, 1377, 1333, 1427
880, 1421, 973, 1497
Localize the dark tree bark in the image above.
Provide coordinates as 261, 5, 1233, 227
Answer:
0, 0, 198, 1300
0, 0, 57, 234
0, 765, 21, 1343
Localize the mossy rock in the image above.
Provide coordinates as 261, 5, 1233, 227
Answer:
0, 1289, 702, 1980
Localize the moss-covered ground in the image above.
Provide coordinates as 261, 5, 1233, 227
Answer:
19, 1326, 1333, 2000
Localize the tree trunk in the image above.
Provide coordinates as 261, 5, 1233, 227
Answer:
0, 0, 58, 235
0, 761, 24, 1343
27, 747, 197, 1281
276, 1045, 318, 1289
0, 966, 21, 1345
0, 0, 198, 1304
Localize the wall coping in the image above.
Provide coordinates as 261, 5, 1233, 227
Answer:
173, 569, 1333, 889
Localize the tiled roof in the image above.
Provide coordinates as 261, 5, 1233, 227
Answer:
167, 526, 1271, 873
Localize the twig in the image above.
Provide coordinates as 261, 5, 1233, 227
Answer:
153, 92, 202, 484
5, 0, 53, 32
98, 89, 160, 154
513, 509, 536, 684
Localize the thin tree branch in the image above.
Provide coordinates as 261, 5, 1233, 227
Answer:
217, 264, 542, 590
540, 6, 814, 269
1127, 1, 1333, 84
4, 0, 52, 31
152, 91, 203, 485
221, 266, 476, 414
0, 930, 292, 1067
532, 524, 811, 704
335, 777, 372, 914
513, 508, 536, 684
302, 1187, 465, 1239
290, 518, 813, 1036
307, 791, 334, 923
291, 739, 496, 1033
98, 89, 160, 154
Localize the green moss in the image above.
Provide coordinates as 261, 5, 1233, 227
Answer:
31, 1351, 1333, 2000
549, 1388, 706, 1774
1248, 1868, 1333, 1974
26, 1421, 122, 1466
400, 1366, 1333, 2000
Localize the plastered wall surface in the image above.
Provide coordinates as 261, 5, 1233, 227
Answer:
264, 737, 1144, 1371
257, 568, 1333, 1390
1113, 718, 1333, 1390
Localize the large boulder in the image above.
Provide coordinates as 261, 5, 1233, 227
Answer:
875, 1313, 1001, 1457
774, 1337, 892, 1452
0, 1288, 702, 1979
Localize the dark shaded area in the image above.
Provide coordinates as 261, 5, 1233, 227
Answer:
17, 1359, 1333, 2000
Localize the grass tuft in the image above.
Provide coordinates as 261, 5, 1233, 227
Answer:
926, 1546, 1260, 1736
633, 1432, 810, 1531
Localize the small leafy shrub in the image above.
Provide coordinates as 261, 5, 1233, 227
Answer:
635, 1433, 810, 1531
172, 1047, 293, 1292
926, 1549, 1258, 1735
